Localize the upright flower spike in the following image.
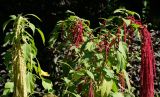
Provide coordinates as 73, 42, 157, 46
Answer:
140, 26, 155, 97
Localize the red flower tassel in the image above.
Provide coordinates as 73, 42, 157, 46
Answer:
72, 20, 83, 47
88, 81, 94, 97
140, 26, 155, 97
119, 72, 125, 92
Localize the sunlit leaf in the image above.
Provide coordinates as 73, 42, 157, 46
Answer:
24, 14, 42, 22
42, 78, 53, 91
29, 22, 35, 34
134, 28, 141, 41
86, 70, 94, 80
100, 79, 113, 97
3, 82, 14, 96
26, 72, 36, 93
71, 92, 81, 97
112, 81, 118, 92
40, 69, 50, 77
36, 28, 45, 44
112, 92, 124, 97
122, 18, 131, 26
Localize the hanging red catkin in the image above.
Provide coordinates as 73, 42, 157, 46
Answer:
117, 27, 121, 43
72, 20, 83, 47
123, 23, 127, 42
88, 80, 94, 97
140, 26, 155, 97
119, 72, 125, 92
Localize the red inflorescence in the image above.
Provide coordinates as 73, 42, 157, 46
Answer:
88, 81, 94, 97
125, 16, 155, 97
140, 26, 155, 97
72, 20, 84, 47
119, 72, 125, 92
123, 23, 127, 42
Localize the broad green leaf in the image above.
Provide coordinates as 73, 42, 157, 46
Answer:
36, 28, 45, 44
81, 58, 90, 68
86, 70, 94, 80
85, 41, 95, 51
118, 41, 127, 59
112, 81, 118, 92
134, 28, 141, 41
100, 79, 113, 97
95, 53, 103, 60
3, 82, 14, 95
116, 51, 127, 72
116, 42, 128, 72
26, 72, 36, 93
42, 78, 53, 91
112, 92, 124, 97
103, 68, 114, 78
22, 44, 34, 62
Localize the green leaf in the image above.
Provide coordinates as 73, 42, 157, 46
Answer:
116, 42, 128, 72
9, 15, 17, 20
26, 72, 36, 93
42, 78, 53, 91
95, 53, 103, 60
134, 28, 141, 41
86, 70, 94, 80
116, 51, 126, 72
63, 77, 73, 87
48, 31, 59, 48
118, 41, 127, 59
102, 68, 114, 78
29, 23, 36, 34
36, 28, 45, 44
123, 69, 131, 92
3, 32, 15, 47
122, 18, 131, 26
71, 92, 81, 97
3, 82, 14, 96
112, 81, 118, 92
85, 41, 95, 51
3, 19, 12, 32
24, 14, 42, 22
71, 71, 84, 81
100, 79, 113, 97
22, 44, 31, 62
112, 92, 124, 97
